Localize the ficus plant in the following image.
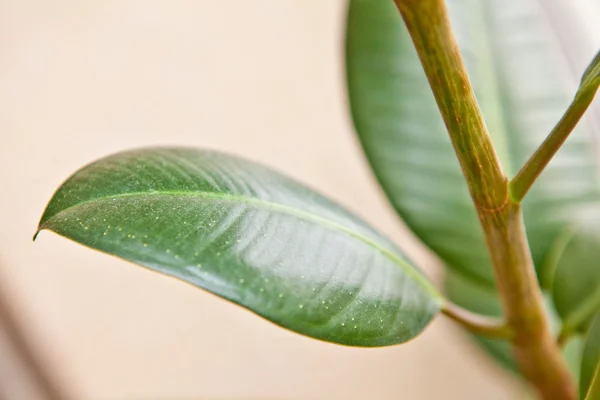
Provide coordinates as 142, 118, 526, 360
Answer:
34, 0, 600, 399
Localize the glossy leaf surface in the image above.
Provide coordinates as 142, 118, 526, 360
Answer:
581, 314, 600, 399
346, 0, 600, 287
36, 148, 442, 347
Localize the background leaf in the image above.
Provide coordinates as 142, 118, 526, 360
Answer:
552, 208, 600, 334
346, 0, 600, 286
346, 0, 491, 285
36, 147, 442, 347
346, 0, 600, 373
581, 314, 600, 399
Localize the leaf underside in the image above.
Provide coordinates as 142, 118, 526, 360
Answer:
36, 147, 442, 347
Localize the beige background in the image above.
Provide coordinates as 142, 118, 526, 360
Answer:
1, 1, 598, 399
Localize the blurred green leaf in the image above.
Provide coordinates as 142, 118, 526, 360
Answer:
346, 0, 491, 285
564, 336, 586, 382
552, 209, 600, 334
346, 0, 600, 374
346, 0, 600, 286
36, 148, 442, 347
581, 314, 600, 399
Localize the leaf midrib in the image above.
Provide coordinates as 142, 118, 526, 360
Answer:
39, 190, 441, 300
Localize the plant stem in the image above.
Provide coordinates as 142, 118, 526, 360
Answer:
442, 302, 513, 339
397, 2, 508, 212
511, 89, 599, 202
479, 203, 576, 399
393, 0, 577, 398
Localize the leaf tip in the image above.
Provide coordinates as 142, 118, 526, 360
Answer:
32, 228, 42, 242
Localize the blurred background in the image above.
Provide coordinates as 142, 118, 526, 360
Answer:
0, 1, 598, 399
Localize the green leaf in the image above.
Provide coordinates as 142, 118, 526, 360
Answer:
346, 0, 600, 287
36, 147, 442, 347
346, 0, 600, 374
581, 314, 600, 399
552, 208, 600, 334
545, 51, 600, 340
346, 0, 491, 285
564, 336, 586, 383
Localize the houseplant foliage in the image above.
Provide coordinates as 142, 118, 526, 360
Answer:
346, 0, 600, 383
35, 0, 600, 399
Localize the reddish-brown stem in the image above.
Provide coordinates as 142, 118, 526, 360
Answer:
393, 0, 577, 398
